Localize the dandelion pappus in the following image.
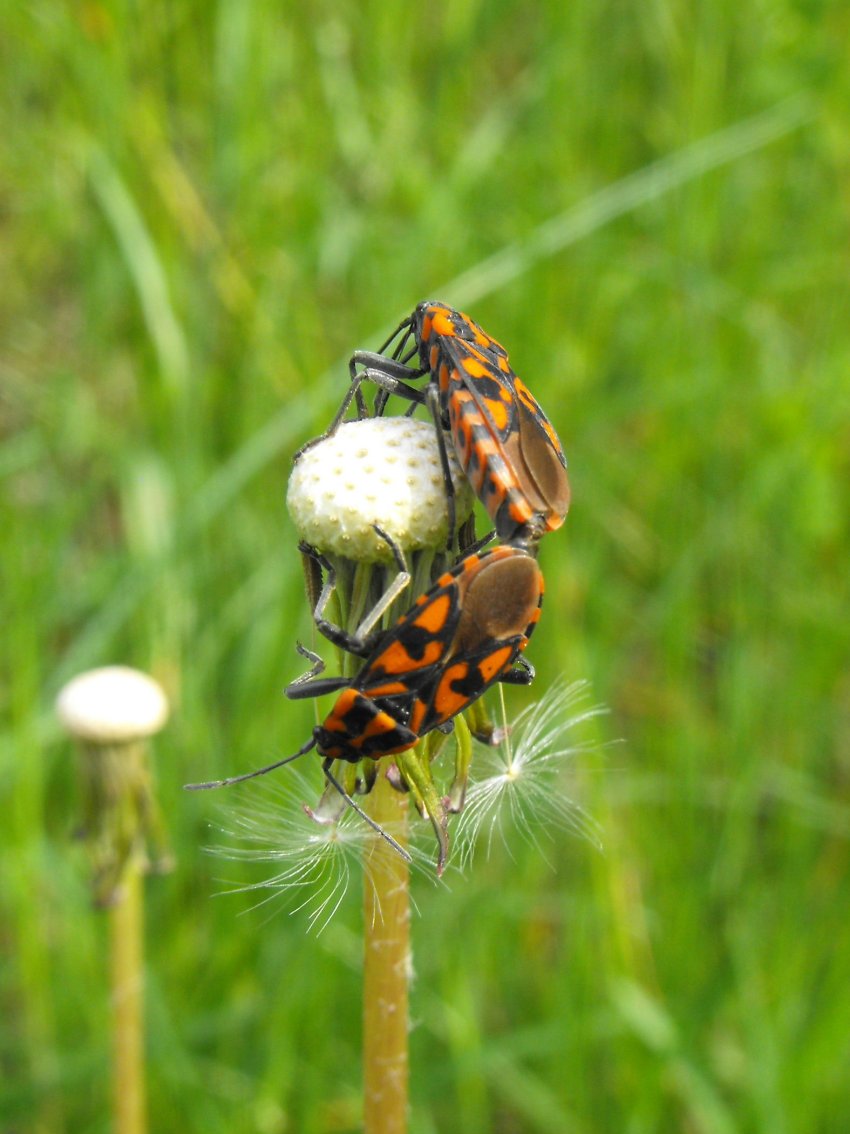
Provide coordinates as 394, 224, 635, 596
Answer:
186, 545, 543, 872
308, 301, 571, 550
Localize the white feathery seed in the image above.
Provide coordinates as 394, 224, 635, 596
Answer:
287, 418, 474, 561
455, 679, 606, 865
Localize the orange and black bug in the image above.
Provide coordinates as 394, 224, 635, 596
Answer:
186, 545, 543, 871
309, 301, 571, 550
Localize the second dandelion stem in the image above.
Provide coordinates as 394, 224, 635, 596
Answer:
363, 769, 410, 1134
110, 859, 146, 1134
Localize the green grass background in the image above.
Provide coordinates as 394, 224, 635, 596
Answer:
3, 2, 850, 1131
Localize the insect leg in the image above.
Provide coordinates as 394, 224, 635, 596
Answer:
425, 382, 457, 551
350, 525, 411, 639
298, 527, 410, 656
374, 314, 416, 357
321, 758, 412, 863
298, 542, 381, 657
285, 670, 352, 701
288, 640, 326, 682
184, 736, 318, 790
349, 358, 427, 417
293, 363, 368, 460
498, 655, 535, 686
458, 526, 496, 557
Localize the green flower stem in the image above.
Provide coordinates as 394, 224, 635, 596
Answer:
109, 858, 146, 1134
363, 767, 411, 1134
395, 750, 449, 873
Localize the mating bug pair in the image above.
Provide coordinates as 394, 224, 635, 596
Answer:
190, 537, 543, 871
188, 302, 569, 870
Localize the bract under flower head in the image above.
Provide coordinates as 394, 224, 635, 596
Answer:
287, 418, 474, 562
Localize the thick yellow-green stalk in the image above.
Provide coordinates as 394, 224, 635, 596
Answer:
363, 772, 411, 1134
110, 861, 147, 1134
287, 416, 473, 1131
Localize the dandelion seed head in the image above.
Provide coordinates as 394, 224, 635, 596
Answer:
287, 418, 473, 561
208, 769, 436, 931
457, 679, 607, 866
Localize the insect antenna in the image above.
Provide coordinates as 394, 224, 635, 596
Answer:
321, 759, 412, 864
184, 737, 318, 790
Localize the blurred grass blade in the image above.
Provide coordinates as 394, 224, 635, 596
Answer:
87, 142, 190, 395
612, 979, 738, 1134
445, 95, 813, 306
49, 397, 316, 692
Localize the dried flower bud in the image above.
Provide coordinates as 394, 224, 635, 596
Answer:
56, 666, 169, 744
56, 666, 172, 905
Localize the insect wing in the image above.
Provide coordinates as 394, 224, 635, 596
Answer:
415, 301, 508, 361
409, 638, 526, 735
442, 330, 567, 473
354, 570, 464, 702
317, 688, 419, 761
415, 304, 570, 539
402, 547, 543, 736
418, 303, 562, 460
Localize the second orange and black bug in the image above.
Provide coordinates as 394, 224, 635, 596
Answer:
186, 544, 544, 871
